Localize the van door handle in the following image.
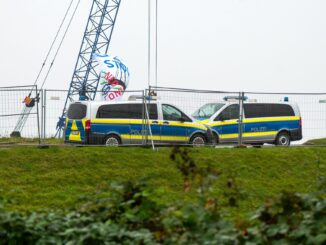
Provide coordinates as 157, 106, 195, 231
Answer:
163, 121, 169, 125
152, 121, 159, 124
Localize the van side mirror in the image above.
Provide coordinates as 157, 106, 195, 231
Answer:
180, 117, 186, 123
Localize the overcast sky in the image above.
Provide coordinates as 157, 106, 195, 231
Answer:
0, 0, 325, 93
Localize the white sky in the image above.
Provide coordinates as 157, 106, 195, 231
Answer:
0, 0, 326, 92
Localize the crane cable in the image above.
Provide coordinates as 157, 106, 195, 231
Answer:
38, 0, 81, 92
27, 0, 75, 99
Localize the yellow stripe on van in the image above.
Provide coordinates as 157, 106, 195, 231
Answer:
207, 119, 238, 127
69, 120, 82, 142
220, 131, 278, 139
92, 119, 153, 124
244, 116, 300, 123
206, 116, 300, 127
121, 134, 189, 141
91, 119, 207, 131
197, 119, 210, 124
69, 133, 82, 142
167, 121, 207, 130
71, 120, 78, 131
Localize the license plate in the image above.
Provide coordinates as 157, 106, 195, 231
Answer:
71, 131, 79, 135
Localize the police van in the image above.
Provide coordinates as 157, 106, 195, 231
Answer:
65, 99, 211, 146
192, 99, 302, 146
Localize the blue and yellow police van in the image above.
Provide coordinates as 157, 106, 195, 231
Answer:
65, 99, 212, 146
192, 99, 302, 146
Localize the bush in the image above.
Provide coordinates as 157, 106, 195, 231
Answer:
0, 147, 325, 244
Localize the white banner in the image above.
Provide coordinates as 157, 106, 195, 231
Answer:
93, 53, 130, 101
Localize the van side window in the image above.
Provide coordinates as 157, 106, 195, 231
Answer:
215, 104, 239, 121
145, 104, 159, 120
97, 104, 130, 119
162, 104, 192, 122
67, 104, 87, 119
244, 104, 295, 118
96, 104, 158, 120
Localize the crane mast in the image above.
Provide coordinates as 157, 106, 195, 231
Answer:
56, 0, 121, 135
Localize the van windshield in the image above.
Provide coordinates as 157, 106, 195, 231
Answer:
192, 103, 225, 119
67, 104, 87, 119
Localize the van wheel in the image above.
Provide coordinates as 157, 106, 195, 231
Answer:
275, 132, 290, 146
190, 134, 206, 146
104, 135, 121, 147
212, 132, 219, 145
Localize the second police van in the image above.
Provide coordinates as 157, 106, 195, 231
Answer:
192, 98, 302, 146
65, 97, 211, 146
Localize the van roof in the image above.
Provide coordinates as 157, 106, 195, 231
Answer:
214, 100, 298, 105
72, 100, 156, 106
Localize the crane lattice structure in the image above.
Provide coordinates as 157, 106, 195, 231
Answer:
56, 0, 121, 135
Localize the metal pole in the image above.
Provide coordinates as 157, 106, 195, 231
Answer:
36, 86, 41, 145
142, 90, 146, 146
155, 0, 158, 88
148, 0, 151, 88
238, 92, 244, 146
40, 89, 44, 141
144, 91, 155, 150
44, 89, 47, 140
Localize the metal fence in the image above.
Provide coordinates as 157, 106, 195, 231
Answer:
151, 87, 326, 145
0, 85, 325, 146
0, 86, 40, 140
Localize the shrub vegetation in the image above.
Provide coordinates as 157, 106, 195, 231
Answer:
0, 147, 325, 244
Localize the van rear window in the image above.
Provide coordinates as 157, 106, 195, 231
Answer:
244, 104, 295, 118
67, 104, 87, 119
96, 104, 158, 119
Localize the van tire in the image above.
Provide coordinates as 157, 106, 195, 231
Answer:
104, 134, 121, 147
190, 134, 206, 146
275, 132, 291, 146
212, 132, 219, 145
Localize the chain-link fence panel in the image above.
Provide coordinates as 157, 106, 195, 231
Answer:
0, 86, 40, 143
43, 90, 72, 139
43, 90, 148, 145
149, 87, 241, 146
1, 86, 325, 147
150, 87, 326, 146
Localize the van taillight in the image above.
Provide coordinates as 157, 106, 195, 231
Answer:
300, 117, 302, 128
85, 120, 91, 132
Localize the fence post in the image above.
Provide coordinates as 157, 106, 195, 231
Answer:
238, 92, 244, 146
36, 86, 41, 145
43, 89, 47, 140
40, 89, 44, 141
142, 90, 146, 146
144, 89, 155, 150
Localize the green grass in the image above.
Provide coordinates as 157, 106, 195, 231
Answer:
305, 138, 326, 145
0, 146, 325, 218
0, 137, 63, 145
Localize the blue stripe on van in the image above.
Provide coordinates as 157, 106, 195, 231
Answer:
65, 120, 73, 141
92, 123, 131, 135
76, 120, 85, 141
91, 123, 206, 137
212, 120, 300, 135
161, 125, 205, 136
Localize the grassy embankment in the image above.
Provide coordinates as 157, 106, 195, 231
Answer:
0, 146, 324, 218
0, 137, 63, 145
305, 138, 326, 145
